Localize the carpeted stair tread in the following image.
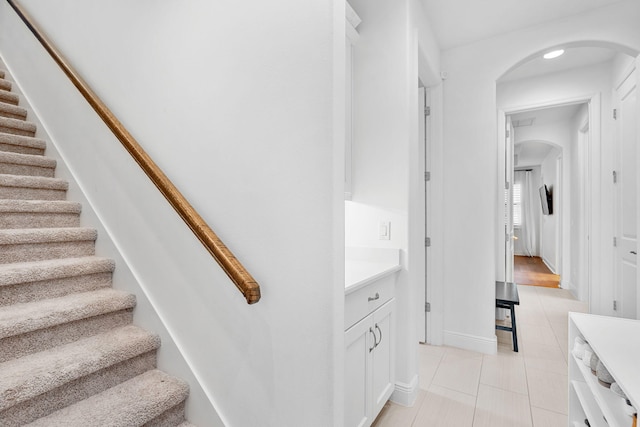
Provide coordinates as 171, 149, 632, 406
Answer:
0, 199, 80, 214
0, 89, 19, 106
0, 78, 11, 92
0, 133, 46, 154
0, 227, 97, 245
0, 102, 27, 121
0, 325, 161, 412
0, 288, 136, 339
25, 369, 189, 427
0, 256, 114, 287
0, 173, 67, 190
0, 151, 55, 169
0, 116, 36, 136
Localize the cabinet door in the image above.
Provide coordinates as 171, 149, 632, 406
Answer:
371, 299, 395, 417
345, 315, 373, 427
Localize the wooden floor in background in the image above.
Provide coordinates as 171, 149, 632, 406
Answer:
514, 255, 560, 288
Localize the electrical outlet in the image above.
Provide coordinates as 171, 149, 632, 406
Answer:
379, 221, 391, 240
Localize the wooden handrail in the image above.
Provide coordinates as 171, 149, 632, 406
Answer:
7, 0, 260, 304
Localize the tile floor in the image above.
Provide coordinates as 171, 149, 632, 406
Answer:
372, 284, 588, 427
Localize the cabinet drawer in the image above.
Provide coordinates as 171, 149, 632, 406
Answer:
345, 274, 395, 330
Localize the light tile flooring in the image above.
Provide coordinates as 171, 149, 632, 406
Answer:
372, 284, 588, 427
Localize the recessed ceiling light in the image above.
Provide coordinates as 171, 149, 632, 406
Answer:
543, 49, 565, 59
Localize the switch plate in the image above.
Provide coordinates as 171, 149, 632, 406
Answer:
379, 221, 391, 240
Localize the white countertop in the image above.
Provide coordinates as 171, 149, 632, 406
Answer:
345, 247, 401, 294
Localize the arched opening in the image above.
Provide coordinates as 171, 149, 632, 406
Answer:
497, 42, 639, 320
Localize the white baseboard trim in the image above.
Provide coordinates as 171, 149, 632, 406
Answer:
390, 374, 419, 407
541, 256, 557, 274
444, 330, 497, 355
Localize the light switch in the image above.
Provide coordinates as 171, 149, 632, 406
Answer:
379, 221, 391, 240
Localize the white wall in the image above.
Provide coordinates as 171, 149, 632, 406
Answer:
1, 1, 342, 425
440, 0, 640, 353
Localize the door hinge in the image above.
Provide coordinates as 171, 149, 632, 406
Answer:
424, 106, 431, 117
614, 236, 617, 247
613, 170, 618, 183
505, 181, 510, 190
613, 109, 617, 120
425, 237, 431, 247
424, 171, 431, 181
613, 300, 618, 311
506, 129, 510, 138
425, 302, 431, 313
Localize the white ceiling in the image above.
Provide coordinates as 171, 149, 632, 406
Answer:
500, 47, 617, 82
421, 0, 627, 50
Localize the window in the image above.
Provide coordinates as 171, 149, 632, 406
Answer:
513, 182, 522, 226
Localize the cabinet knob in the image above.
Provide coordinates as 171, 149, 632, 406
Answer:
631, 251, 637, 255
368, 292, 380, 302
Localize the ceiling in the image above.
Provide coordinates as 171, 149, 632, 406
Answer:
500, 47, 617, 82
421, 0, 627, 51
511, 103, 585, 167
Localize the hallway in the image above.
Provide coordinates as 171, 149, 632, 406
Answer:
372, 285, 588, 427
514, 256, 561, 288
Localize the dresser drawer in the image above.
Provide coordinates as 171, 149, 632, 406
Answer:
345, 274, 395, 330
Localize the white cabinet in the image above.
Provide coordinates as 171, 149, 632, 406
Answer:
345, 278, 395, 427
569, 313, 639, 427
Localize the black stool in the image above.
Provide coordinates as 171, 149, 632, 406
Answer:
495, 281, 520, 352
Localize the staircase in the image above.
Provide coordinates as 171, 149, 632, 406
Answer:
0, 66, 194, 426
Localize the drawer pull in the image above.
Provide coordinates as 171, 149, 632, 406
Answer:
368, 293, 380, 302
369, 328, 376, 352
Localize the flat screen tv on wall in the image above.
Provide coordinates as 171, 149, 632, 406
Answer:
539, 185, 552, 215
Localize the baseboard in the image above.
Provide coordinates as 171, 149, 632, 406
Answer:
541, 256, 557, 274
390, 374, 419, 407
444, 330, 497, 355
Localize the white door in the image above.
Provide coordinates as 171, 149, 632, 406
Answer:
344, 317, 372, 427
371, 299, 395, 417
615, 67, 637, 319
418, 87, 430, 343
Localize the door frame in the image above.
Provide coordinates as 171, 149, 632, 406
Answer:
498, 93, 599, 309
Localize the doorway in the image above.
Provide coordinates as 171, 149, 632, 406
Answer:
504, 102, 590, 294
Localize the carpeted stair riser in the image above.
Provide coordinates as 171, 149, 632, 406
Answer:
25, 370, 189, 427
0, 175, 68, 201
0, 228, 97, 264
145, 401, 188, 427
0, 134, 46, 156
0, 117, 36, 137
0, 289, 136, 363
1, 308, 134, 363
0, 201, 81, 229
0, 152, 56, 178
0, 257, 115, 306
0, 325, 161, 425
0, 78, 11, 92
0, 102, 28, 121
0, 89, 19, 106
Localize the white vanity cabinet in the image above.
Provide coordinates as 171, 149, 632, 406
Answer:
568, 313, 639, 427
344, 274, 396, 427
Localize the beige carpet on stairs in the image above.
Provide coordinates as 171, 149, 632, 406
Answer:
0, 62, 195, 426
